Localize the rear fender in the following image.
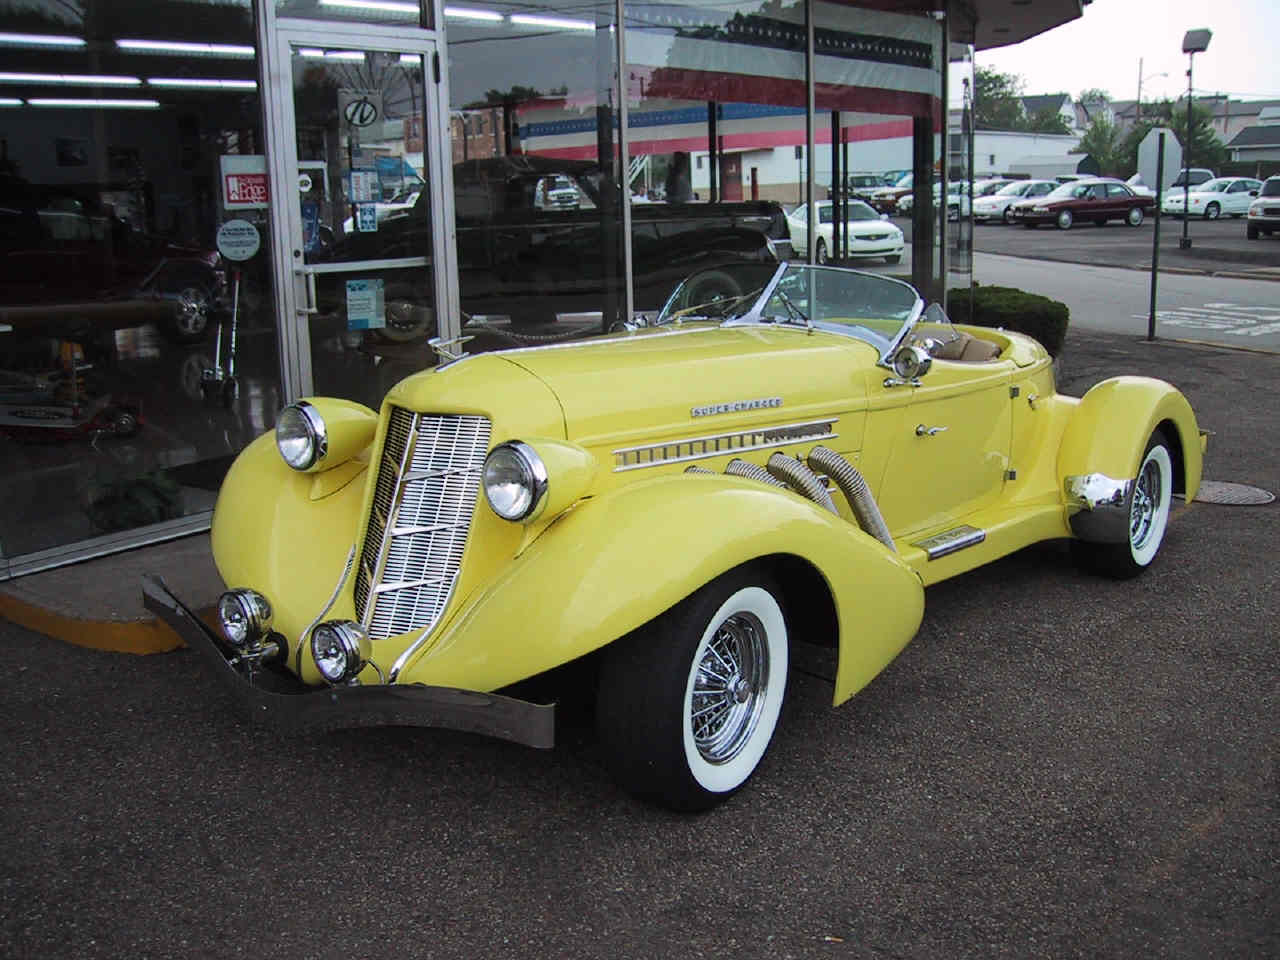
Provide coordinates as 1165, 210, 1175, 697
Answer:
1058, 376, 1203, 500
406, 473, 924, 705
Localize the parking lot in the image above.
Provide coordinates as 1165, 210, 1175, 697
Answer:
896, 214, 1280, 275
2, 330, 1276, 958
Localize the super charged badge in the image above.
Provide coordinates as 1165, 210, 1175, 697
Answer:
691, 397, 783, 417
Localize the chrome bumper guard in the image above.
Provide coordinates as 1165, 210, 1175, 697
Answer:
1064, 473, 1134, 544
141, 574, 555, 749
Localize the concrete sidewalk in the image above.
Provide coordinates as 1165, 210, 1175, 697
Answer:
2, 327, 1275, 655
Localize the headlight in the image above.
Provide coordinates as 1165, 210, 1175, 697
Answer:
1250, 203, 1263, 215
217, 589, 272, 648
311, 620, 371, 684
276, 401, 327, 471
483, 441, 548, 521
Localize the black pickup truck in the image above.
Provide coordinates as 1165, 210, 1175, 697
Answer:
325, 155, 793, 339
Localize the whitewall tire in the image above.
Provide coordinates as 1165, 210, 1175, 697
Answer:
596, 567, 789, 811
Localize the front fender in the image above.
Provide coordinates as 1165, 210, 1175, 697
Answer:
404, 473, 925, 705
1058, 376, 1203, 501
211, 432, 367, 640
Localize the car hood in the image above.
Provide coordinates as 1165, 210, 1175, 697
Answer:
495, 325, 877, 450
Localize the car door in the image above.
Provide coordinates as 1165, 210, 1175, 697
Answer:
1106, 182, 1135, 219
871, 353, 1014, 538
1226, 180, 1255, 215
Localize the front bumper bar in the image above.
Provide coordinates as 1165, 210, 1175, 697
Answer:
141, 574, 554, 749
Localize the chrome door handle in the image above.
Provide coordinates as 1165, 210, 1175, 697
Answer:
915, 424, 948, 437
294, 267, 318, 316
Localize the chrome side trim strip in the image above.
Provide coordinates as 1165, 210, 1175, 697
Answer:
912, 525, 986, 560
613, 419, 838, 472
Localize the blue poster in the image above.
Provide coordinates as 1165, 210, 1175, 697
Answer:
301, 202, 320, 252
345, 278, 385, 330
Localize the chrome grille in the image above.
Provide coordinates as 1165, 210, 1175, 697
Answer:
354, 408, 491, 640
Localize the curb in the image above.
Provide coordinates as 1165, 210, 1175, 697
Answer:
0, 590, 199, 655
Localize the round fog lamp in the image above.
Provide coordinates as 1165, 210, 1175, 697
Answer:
276, 401, 327, 471
483, 441, 548, 521
217, 589, 272, 648
311, 620, 371, 684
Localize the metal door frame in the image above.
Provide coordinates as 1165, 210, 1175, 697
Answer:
258, 6, 458, 399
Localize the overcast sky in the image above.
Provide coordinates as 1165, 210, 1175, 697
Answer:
964, 0, 1278, 106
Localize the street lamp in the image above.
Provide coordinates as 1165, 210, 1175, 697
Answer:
1179, 28, 1211, 250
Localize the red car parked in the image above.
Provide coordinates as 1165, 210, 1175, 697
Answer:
1008, 178, 1156, 230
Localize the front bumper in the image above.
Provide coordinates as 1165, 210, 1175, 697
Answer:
1064, 473, 1133, 543
141, 574, 555, 748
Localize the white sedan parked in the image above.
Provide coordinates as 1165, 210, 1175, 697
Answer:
786, 199, 904, 264
1160, 177, 1262, 220
972, 179, 1057, 223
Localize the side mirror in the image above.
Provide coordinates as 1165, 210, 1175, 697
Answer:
880, 213, 889, 221
1249, 190, 1259, 197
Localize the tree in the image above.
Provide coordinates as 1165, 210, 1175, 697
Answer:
973, 66, 1025, 131
1074, 116, 1124, 177
1026, 107, 1072, 135
1170, 101, 1228, 174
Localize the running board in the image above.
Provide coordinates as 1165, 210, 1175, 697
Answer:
911, 525, 986, 560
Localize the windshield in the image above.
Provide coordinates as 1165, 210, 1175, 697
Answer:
656, 262, 923, 358
996, 181, 1028, 196
894, 173, 912, 188
1196, 178, 1230, 193
817, 201, 879, 223
1047, 181, 1090, 199
1261, 179, 1280, 198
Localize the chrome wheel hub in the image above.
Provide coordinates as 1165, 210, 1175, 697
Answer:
690, 612, 769, 764
1130, 457, 1163, 548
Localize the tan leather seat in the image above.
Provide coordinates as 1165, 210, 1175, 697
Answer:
927, 330, 1001, 362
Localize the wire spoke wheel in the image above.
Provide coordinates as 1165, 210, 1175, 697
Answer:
690, 612, 768, 764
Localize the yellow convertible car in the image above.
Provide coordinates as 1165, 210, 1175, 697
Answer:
144, 262, 1205, 811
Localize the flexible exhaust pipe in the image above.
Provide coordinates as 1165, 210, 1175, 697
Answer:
807, 446, 896, 552
726, 458, 788, 488
766, 453, 839, 515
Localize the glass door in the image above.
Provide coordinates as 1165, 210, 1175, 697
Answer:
264, 20, 456, 407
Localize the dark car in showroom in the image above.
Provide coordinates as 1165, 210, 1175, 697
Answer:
1007, 178, 1156, 230
0, 179, 225, 344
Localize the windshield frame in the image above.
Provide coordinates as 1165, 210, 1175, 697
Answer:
701, 261, 925, 366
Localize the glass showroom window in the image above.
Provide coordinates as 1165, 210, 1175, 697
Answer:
622, 0, 807, 316
0, 0, 280, 576
445, 0, 624, 350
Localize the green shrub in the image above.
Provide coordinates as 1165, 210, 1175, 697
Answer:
946, 283, 1069, 357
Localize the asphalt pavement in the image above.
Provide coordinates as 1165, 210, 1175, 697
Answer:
2, 329, 1276, 959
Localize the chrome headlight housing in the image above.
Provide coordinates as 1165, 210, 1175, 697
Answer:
892, 343, 932, 381
310, 620, 371, 684
217, 589, 272, 649
483, 441, 549, 521
276, 401, 327, 471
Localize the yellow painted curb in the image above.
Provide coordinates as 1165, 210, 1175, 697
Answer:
0, 591, 209, 655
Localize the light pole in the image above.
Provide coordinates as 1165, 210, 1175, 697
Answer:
1179, 28, 1211, 250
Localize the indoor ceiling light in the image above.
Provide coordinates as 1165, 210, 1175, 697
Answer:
0, 72, 141, 86
297, 49, 365, 61
444, 7, 503, 21
0, 32, 84, 47
28, 98, 160, 108
117, 39, 255, 58
0, 97, 22, 105
509, 14, 595, 31
148, 78, 258, 90
319, 0, 418, 13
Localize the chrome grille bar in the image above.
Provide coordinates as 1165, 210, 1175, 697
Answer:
354, 409, 491, 641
